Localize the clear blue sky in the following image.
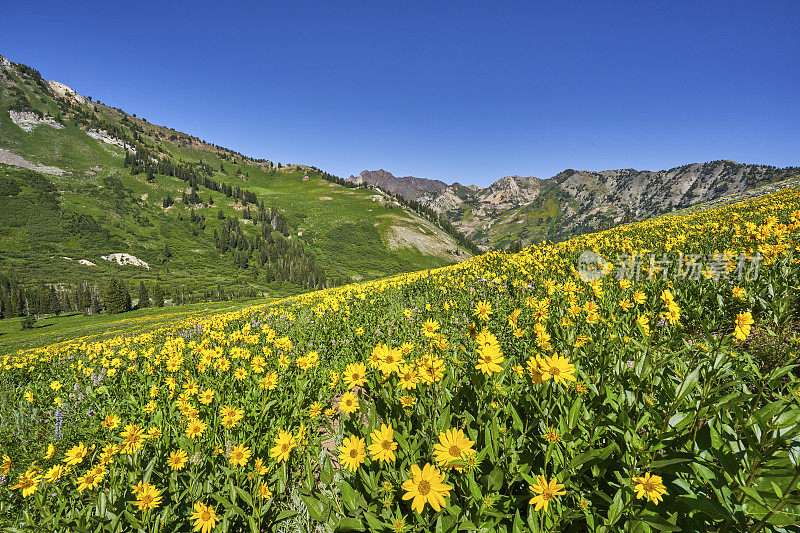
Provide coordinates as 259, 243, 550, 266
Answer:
3, 1, 799, 186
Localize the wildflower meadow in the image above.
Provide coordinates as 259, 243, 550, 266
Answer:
2, 187, 800, 532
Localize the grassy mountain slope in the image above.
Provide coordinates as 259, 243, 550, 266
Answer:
4, 180, 800, 529
0, 54, 470, 300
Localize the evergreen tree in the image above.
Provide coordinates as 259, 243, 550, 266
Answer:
21, 313, 36, 330
103, 278, 131, 314
153, 284, 164, 307
138, 281, 150, 308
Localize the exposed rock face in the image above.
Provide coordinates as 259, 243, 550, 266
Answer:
87, 129, 134, 151
100, 253, 150, 269
48, 80, 86, 104
9, 110, 65, 132
347, 169, 449, 201
351, 161, 800, 249
0, 55, 10, 80
0, 147, 65, 175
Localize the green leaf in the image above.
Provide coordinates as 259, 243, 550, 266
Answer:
467, 472, 482, 502
300, 493, 329, 522
740, 485, 766, 506
234, 485, 254, 508
363, 512, 384, 531
509, 405, 524, 433
677, 495, 728, 519
485, 467, 504, 491
273, 510, 300, 523
334, 517, 366, 531
435, 514, 458, 533
674, 368, 700, 406
606, 489, 624, 526
340, 479, 360, 512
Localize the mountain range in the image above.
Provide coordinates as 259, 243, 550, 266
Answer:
349, 161, 800, 249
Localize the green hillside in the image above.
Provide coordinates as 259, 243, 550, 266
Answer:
0, 55, 471, 308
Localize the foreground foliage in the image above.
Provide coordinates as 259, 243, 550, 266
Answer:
2, 187, 800, 532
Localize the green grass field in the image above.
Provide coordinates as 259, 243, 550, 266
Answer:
0, 299, 268, 355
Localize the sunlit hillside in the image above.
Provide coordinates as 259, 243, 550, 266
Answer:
2, 185, 800, 531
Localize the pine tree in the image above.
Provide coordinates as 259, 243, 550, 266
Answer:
103, 278, 122, 313
103, 278, 132, 314
138, 281, 150, 308
153, 284, 164, 307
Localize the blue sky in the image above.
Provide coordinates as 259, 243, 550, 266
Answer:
3, 1, 799, 186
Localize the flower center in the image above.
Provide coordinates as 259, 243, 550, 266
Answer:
281, 444, 289, 452
417, 480, 431, 496
350, 449, 359, 458
382, 440, 393, 450
642, 481, 656, 492
201, 510, 211, 521
449, 445, 462, 458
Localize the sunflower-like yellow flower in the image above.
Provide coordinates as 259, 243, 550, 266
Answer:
229, 444, 251, 467
102, 414, 120, 430
190, 501, 219, 533
397, 364, 419, 390
632, 472, 667, 504
308, 401, 323, 419
44, 464, 66, 482
270, 429, 297, 463
528, 475, 565, 511
734, 311, 754, 341
343, 362, 367, 389
134, 482, 163, 512
473, 300, 492, 321
538, 354, 576, 386
63, 442, 89, 466
185, 418, 207, 439
379, 347, 403, 375
338, 435, 366, 472
76, 465, 106, 492
44, 443, 56, 460
401, 463, 452, 513
220, 405, 244, 429
421, 319, 440, 338
339, 391, 359, 414
433, 428, 475, 470
258, 483, 272, 499
475, 343, 504, 375
367, 424, 397, 464
10, 468, 41, 497
168, 448, 188, 471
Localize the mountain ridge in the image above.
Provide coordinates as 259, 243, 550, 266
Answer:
349, 160, 800, 249
0, 53, 472, 310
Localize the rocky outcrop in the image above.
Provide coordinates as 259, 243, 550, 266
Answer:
101, 253, 150, 269
87, 129, 134, 151
347, 169, 449, 201
0, 147, 65, 175
9, 110, 65, 132
48, 80, 85, 104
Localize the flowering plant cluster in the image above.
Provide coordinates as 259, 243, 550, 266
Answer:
2, 188, 800, 531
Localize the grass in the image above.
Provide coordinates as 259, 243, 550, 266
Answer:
0, 299, 269, 355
